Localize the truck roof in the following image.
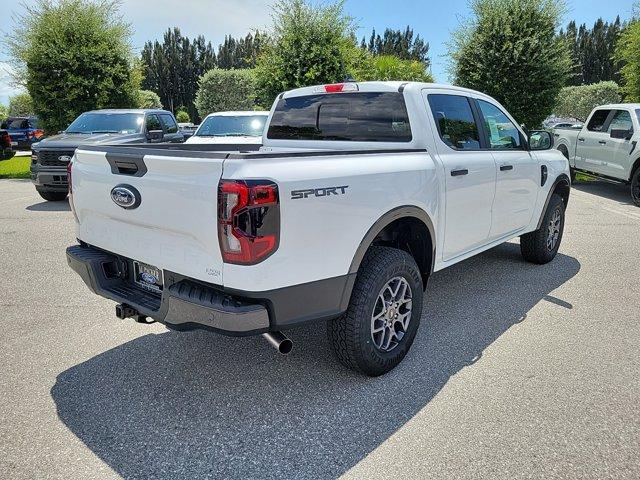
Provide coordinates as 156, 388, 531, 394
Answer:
204, 111, 269, 118
83, 108, 173, 115
595, 103, 640, 110
280, 81, 491, 99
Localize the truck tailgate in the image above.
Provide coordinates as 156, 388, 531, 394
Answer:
72, 147, 226, 285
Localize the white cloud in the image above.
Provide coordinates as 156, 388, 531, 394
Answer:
0, 1, 275, 103
0, 62, 24, 106
122, 0, 273, 51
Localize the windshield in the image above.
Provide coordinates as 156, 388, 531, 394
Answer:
4, 118, 36, 130
195, 115, 267, 137
66, 112, 144, 134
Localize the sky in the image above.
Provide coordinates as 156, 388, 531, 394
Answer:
0, 0, 636, 105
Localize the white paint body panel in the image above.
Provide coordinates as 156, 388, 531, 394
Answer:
71, 82, 570, 294
73, 150, 225, 284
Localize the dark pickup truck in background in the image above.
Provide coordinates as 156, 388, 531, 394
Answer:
1, 116, 44, 150
31, 109, 184, 201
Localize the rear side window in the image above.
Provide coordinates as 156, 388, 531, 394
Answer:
427, 94, 481, 150
145, 114, 162, 132
267, 92, 412, 142
587, 109, 612, 132
160, 114, 178, 133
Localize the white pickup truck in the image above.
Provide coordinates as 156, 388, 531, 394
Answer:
66, 81, 570, 376
554, 103, 640, 206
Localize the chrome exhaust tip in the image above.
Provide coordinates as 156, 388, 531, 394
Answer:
262, 331, 293, 355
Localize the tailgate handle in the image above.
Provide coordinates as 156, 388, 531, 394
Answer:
106, 153, 148, 177
114, 161, 139, 175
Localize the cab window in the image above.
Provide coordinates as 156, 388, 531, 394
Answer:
477, 100, 523, 150
160, 114, 178, 134
145, 114, 162, 132
607, 110, 633, 134
587, 109, 612, 132
427, 94, 481, 150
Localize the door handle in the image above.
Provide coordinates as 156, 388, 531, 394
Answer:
451, 169, 469, 177
500, 164, 514, 171
598, 140, 607, 145
578, 138, 585, 142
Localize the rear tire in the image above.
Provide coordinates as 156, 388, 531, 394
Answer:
327, 246, 423, 376
631, 167, 640, 207
38, 191, 68, 202
520, 194, 565, 264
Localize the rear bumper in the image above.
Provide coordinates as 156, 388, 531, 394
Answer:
66, 244, 270, 336
66, 244, 354, 335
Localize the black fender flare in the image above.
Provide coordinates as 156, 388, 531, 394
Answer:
347, 205, 436, 276
536, 174, 571, 230
336, 206, 436, 311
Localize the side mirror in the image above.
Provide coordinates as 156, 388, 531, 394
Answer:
528, 130, 553, 150
147, 129, 164, 143
610, 129, 633, 140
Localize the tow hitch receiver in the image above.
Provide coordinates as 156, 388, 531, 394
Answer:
115, 303, 155, 324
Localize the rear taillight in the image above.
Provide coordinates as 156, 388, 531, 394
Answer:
218, 180, 280, 264
0, 132, 10, 148
67, 161, 78, 221
67, 161, 72, 194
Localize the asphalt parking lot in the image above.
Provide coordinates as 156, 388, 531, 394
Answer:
0, 179, 638, 479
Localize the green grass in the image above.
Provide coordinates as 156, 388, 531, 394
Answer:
575, 172, 595, 183
0, 154, 31, 179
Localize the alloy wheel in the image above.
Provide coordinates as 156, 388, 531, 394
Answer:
371, 276, 413, 352
546, 208, 562, 251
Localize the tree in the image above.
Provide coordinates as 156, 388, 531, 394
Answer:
561, 17, 625, 86
361, 26, 430, 66
175, 109, 191, 123
449, 0, 571, 128
141, 28, 216, 121
137, 90, 163, 109
195, 69, 257, 117
616, 9, 640, 101
554, 81, 620, 121
6, 0, 138, 133
217, 31, 268, 69
255, 0, 358, 106
8, 93, 35, 116
354, 55, 434, 82
0, 104, 7, 120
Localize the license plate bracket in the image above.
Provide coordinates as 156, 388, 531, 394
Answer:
133, 261, 163, 292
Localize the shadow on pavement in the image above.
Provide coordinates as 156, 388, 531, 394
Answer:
51, 243, 580, 479
572, 180, 634, 206
26, 200, 70, 212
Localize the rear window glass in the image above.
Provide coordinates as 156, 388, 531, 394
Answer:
267, 92, 412, 142
4, 118, 30, 130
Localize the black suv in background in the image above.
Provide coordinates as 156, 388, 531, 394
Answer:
31, 109, 183, 201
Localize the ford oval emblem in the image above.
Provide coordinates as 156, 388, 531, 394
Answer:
140, 272, 158, 284
58, 155, 72, 162
110, 184, 141, 210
